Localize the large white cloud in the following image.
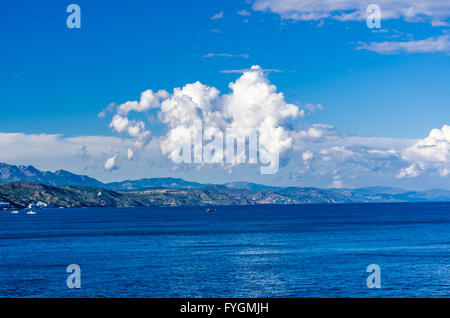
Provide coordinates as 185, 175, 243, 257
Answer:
252, 0, 450, 25
398, 125, 450, 178
110, 66, 303, 169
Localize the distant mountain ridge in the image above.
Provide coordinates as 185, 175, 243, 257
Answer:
0, 163, 104, 187
0, 162, 269, 191
0, 162, 203, 190
1, 162, 450, 208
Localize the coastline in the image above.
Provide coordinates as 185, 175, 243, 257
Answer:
2, 181, 450, 211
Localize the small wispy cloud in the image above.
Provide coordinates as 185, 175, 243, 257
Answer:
316, 20, 325, 28
97, 103, 116, 118
356, 35, 450, 54
302, 103, 325, 116
370, 29, 389, 34
202, 53, 249, 59
220, 67, 283, 74
237, 10, 251, 16
432, 20, 450, 27
211, 11, 224, 20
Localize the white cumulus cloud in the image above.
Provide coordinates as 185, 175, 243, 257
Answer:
117, 89, 168, 116
108, 66, 303, 168
398, 125, 450, 178
104, 155, 118, 171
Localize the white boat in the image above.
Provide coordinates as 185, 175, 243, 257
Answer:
11, 210, 19, 214
27, 211, 37, 215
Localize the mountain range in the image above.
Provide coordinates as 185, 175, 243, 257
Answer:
1, 162, 450, 210
0, 163, 104, 187
0, 162, 285, 191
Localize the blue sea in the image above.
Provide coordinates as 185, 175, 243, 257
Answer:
0, 203, 449, 298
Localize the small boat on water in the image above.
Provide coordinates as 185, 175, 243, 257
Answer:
205, 208, 212, 213
27, 211, 37, 215
11, 210, 19, 214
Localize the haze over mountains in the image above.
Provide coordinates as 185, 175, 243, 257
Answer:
1, 162, 450, 210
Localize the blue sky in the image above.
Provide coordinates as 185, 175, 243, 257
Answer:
1, 1, 450, 189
